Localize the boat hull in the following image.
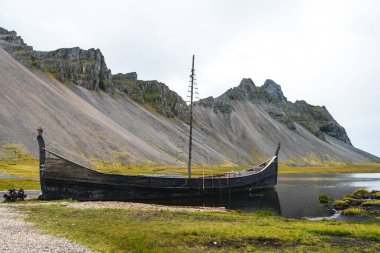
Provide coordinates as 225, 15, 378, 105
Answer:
40, 156, 278, 201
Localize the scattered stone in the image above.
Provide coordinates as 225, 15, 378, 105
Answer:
0, 206, 93, 253
64, 201, 226, 212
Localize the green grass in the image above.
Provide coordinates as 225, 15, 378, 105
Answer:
92, 163, 252, 177
15, 204, 380, 252
342, 208, 366, 216
279, 165, 380, 174
0, 160, 39, 179
318, 195, 330, 204
353, 189, 370, 198
0, 160, 40, 190
0, 179, 40, 191
92, 163, 380, 177
362, 200, 380, 207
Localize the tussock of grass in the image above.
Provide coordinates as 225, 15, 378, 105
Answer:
334, 200, 348, 206
362, 200, 380, 207
319, 195, 330, 204
342, 208, 365, 216
17, 204, 380, 252
353, 189, 370, 198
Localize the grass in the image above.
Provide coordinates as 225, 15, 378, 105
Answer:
0, 179, 40, 191
92, 163, 252, 177
353, 189, 370, 198
279, 165, 380, 174
318, 195, 330, 204
0, 160, 39, 179
0, 160, 40, 190
362, 200, 380, 207
14, 204, 380, 252
342, 208, 366, 216
92, 163, 380, 177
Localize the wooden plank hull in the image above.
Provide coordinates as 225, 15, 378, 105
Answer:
40, 156, 278, 201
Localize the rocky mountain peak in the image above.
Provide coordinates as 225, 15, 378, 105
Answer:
262, 79, 287, 102
0, 26, 114, 94
0, 27, 31, 51
0, 27, 24, 44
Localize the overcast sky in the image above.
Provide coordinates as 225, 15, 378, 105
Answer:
1, 0, 380, 157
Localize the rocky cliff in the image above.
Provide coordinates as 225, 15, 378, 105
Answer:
112, 73, 188, 120
199, 78, 351, 145
0, 27, 187, 120
0, 28, 113, 93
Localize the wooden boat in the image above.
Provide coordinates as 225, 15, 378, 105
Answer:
37, 55, 281, 201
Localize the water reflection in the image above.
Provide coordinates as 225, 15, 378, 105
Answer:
139, 173, 380, 219
140, 189, 282, 216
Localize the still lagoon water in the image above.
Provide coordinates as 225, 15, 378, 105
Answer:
143, 173, 380, 220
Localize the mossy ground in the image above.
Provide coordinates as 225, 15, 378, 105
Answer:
13, 204, 380, 253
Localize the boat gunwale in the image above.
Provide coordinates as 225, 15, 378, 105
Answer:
43, 148, 277, 180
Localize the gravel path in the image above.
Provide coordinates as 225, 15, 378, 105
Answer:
64, 201, 226, 212
0, 206, 94, 253
0, 200, 224, 252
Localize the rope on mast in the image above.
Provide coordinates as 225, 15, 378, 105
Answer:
187, 55, 195, 179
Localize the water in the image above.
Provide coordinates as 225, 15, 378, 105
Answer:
0, 174, 25, 179
140, 173, 380, 220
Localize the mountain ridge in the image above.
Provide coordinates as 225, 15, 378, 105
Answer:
0, 27, 379, 166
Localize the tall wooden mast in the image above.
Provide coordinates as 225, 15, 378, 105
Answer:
187, 55, 195, 179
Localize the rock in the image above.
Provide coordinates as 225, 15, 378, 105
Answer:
112, 72, 189, 120
262, 79, 287, 102
35, 47, 113, 93
198, 96, 214, 107
0, 27, 113, 94
196, 77, 352, 144
284, 101, 352, 145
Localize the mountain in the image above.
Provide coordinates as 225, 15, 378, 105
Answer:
0, 27, 379, 166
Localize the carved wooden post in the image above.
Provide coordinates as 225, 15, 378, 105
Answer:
37, 127, 46, 198
274, 142, 281, 185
